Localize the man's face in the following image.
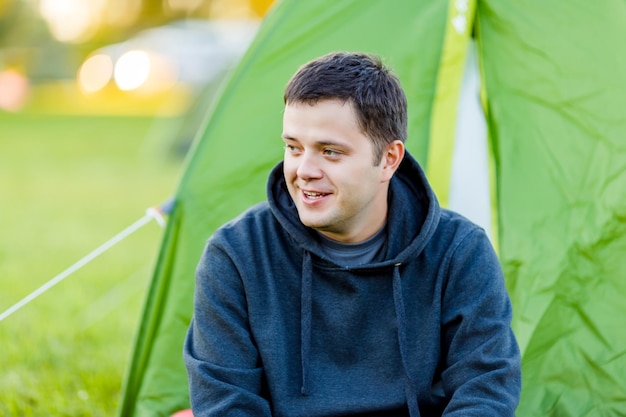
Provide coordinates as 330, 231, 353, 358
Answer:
282, 99, 395, 243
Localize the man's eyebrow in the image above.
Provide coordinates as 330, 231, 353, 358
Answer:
280, 136, 349, 149
317, 140, 345, 148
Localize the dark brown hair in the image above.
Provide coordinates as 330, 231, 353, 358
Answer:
284, 51, 407, 164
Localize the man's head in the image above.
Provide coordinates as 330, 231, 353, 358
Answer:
281, 52, 406, 243
284, 51, 407, 164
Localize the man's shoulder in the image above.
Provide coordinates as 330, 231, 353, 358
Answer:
438, 208, 482, 232
430, 208, 490, 250
219, 201, 273, 231
210, 201, 278, 244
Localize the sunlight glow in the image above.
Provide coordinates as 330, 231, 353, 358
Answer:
39, 0, 91, 41
38, 0, 99, 42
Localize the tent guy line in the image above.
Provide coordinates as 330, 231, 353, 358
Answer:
0, 201, 172, 323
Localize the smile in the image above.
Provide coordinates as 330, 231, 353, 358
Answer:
302, 190, 330, 201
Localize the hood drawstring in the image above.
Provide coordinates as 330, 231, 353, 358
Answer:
392, 263, 421, 417
300, 251, 313, 396
300, 257, 421, 415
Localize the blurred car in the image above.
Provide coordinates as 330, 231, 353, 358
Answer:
79, 18, 259, 94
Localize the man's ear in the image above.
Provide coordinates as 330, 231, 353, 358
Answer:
381, 140, 405, 182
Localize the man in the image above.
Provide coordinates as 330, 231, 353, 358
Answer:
184, 51, 521, 416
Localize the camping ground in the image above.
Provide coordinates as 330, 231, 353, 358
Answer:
0, 111, 183, 416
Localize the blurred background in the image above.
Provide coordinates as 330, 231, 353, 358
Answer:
0, 0, 272, 127
0, 0, 274, 415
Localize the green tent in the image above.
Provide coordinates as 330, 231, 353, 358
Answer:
118, 0, 626, 416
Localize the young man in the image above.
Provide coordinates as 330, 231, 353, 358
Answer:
184, 52, 521, 416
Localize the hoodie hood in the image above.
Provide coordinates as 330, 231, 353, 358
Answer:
267, 151, 441, 265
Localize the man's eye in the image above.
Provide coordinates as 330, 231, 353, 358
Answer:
323, 149, 340, 157
285, 144, 300, 153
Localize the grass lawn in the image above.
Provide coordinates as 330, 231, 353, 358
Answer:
0, 111, 186, 416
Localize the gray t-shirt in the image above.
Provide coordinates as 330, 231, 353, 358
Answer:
316, 225, 387, 267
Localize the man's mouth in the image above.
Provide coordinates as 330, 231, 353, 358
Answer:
303, 191, 329, 200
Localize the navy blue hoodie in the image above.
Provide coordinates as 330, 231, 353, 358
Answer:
184, 152, 521, 416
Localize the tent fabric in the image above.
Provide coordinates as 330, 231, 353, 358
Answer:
477, 0, 626, 415
117, 0, 470, 415
425, 0, 476, 207
118, 0, 626, 415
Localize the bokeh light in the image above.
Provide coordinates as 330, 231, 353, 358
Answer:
0, 69, 29, 111
114, 50, 150, 91
38, 0, 104, 42
112, 50, 178, 93
78, 53, 114, 93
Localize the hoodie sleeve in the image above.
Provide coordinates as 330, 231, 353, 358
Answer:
183, 238, 272, 417
439, 227, 522, 416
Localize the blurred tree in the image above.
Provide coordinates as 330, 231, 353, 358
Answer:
0, 0, 276, 81
0, 0, 57, 78
0, 1, 40, 48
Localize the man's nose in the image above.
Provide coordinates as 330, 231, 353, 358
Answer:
296, 152, 323, 180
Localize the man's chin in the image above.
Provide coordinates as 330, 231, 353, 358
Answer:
298, 215, 330, 232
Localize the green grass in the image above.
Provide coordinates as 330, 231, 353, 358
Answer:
0, 112, 186, 416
